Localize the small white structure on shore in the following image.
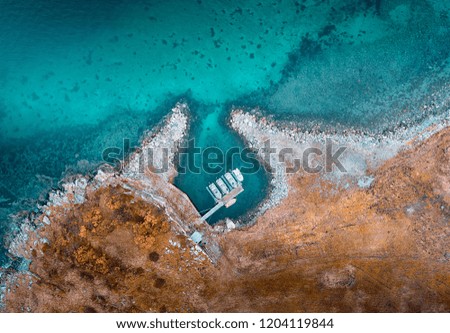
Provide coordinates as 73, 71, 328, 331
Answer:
226, 218, 236, 230
190, 231, 203, 244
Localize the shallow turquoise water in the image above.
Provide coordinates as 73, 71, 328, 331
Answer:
0, 0, 449, 265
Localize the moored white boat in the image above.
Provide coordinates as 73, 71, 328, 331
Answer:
208, 183, 222, 200
232, 168, 244, 182
216, 178, 230, 194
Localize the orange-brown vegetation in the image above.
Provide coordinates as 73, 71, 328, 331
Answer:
4, 186, 212, 313
209, 129, 449, 312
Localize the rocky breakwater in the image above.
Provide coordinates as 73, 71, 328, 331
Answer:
123, 103, 188, 182
118, 102, 206, 233
230, 107, 450, 217
1, 102, 217, 312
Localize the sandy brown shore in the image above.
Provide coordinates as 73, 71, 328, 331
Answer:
1, 104, 449, 312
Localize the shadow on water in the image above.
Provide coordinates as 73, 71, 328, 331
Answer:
174, 102, 269, 225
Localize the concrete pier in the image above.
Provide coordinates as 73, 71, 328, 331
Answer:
201, 185, 244, 221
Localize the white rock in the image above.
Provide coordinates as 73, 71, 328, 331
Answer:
43, 216, 51, 225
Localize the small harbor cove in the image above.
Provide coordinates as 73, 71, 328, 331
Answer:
173, 104, 269, 225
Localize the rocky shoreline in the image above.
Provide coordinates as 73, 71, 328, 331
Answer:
229, 106, 450, 219
7, 103, 191, 253
0, 102, 213, 309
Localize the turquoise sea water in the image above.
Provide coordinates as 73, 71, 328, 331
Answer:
1, 0, 449, 265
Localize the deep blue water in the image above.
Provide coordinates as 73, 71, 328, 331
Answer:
1, 0, 449, 266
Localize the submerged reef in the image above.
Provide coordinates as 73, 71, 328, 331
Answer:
1, 102, 449, 312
